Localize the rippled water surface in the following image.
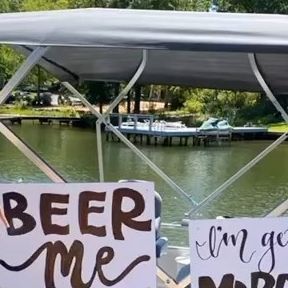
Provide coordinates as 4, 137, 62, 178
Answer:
0, 122, 287, 245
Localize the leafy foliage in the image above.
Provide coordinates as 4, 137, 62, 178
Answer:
217, 0, 288, 14
0, 46, 23, 88
176, 88, 261, 124
0, 1, 10, 12
83, 81, 115, 113
21, 0, 69, 11
0, 0, 287, 124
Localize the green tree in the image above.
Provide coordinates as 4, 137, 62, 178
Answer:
68, 0, 108, 8
0, 0, 23, 12
84, 81, 114, 113
0, 46, 23, 88
0, 0, 10, 12
21, 0, 69, 11
183, 88, 260, 124
184, 97, 204, 114
107, 0, 208, 10
217, 0, 288, 13
9, 0, 23, 11
168, 86, 189, 110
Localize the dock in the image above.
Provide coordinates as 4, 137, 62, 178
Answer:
0, 115, 80, 126
106, 125, 268, 146
105, 114, 268, 146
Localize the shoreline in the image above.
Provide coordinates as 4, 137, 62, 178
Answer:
0, 106, 287, 139
0, 115, 286, 144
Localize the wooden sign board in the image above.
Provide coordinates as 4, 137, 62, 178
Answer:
0, 182, 156, 288
190, 217, 288, 288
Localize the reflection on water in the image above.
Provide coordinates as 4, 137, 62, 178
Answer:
0, 121, 287, 245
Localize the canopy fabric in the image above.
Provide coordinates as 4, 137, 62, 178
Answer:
1, 8, 288, 92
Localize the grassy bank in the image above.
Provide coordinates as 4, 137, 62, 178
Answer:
268, 122, 288, 133
0, 105, 80, 117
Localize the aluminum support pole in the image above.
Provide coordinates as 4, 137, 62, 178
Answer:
0, 47, 48, 105
96, 120, 104, 181
95, 122, 104, 181
95, 50, 148, 181
248, 53, 288, 216
267, 199, 288, 217
62, 82, 196, 205
0, 46, 65, 183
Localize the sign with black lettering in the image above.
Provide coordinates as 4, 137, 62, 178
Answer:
0, 183, 156, 288
190, 217, 288, 288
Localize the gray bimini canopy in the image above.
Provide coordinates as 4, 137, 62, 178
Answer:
1, 8, 288, 92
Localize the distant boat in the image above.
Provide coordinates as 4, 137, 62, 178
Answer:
153, 120, 186, 129
121, 118, 187, 130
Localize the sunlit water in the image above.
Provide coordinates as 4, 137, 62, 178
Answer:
0, 122, 287, 245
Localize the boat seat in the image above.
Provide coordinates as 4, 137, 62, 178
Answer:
154, 191, 168, 258
118, 179, 168, 258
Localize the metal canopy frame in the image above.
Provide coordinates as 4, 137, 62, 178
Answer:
62, 81, 195, 204
0, 47, 287, 215
249, 53, 288, 216
187, 53, 288, 217
0, 47, 66, 183
0, 46, 188, 288
0, 46, 288, 288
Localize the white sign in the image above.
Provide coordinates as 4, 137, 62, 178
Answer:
190, 217, 288, 288
0, 182, 156, 288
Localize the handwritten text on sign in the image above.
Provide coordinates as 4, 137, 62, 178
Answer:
0, 183, 156, 288
190, 217, 288, 288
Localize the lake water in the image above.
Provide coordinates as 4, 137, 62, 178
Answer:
0, 121, 287, 245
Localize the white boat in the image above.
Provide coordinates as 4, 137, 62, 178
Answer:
121, 120, 146, 128
157, 121, 186, 129
0, 8, 288, 288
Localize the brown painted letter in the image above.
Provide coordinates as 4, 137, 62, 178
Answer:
251, 272, 275, 288
3, 192, 36, 236
199, 274, 236, 288
79, 191, 106, 236
112, 188, 151, 240
40, 194, 69, 235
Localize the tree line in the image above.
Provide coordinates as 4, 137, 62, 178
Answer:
1, 0, 287, 124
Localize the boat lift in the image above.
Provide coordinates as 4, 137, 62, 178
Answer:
1, 8, 288, 287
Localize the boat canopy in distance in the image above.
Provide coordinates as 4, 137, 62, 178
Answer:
1, 8, 288, 92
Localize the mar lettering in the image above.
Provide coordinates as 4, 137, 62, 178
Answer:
199, 272, 288, 288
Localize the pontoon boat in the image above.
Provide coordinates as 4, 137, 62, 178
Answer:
0, 8, 288, 287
